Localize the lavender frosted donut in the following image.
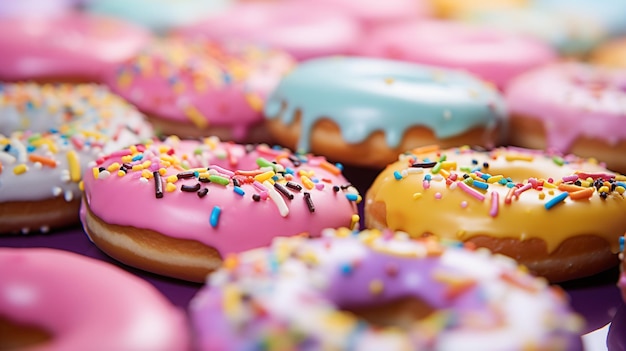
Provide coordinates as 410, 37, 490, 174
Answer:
189, 228, 583, 351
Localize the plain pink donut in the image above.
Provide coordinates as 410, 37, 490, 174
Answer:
356, 20, 557, 90
0, 12, 150, 82
0, 248, 190, 351
175, 2, 363, 61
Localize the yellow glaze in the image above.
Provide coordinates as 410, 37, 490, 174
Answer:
366, 146, 626, 253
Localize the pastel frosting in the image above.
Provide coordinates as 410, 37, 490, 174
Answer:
264, 56, 507, 153
534, 0, 626, 36
0, 0, 76, 17
107, 38, 295, 142
465, 8, 606, 55
505, 63, 626, 152
356, 20, 557, 90
366, 146, 626, 255
0, 83, 153, 232
85, 0, 233, 33
0, 12, 150, 82
0, 248, 190, 351
81, 137, 360, 255
176, 2, 363, 61
190, 228, 583, 351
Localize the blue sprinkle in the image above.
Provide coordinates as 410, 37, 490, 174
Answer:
340, 263, 352, 275
471, 166, 482, 173
472, 181, 489, 190
131, 154, 143, 161
424, 174, 432, 181
498, 178, 509, 185
272, 145, 282, 150
481, 173, 491, 180
335, 163, 344, 171
193, 171, 199, 177
423, 157, 432, 163
617, 182, 626, 189
545, 192, 568, 210
26, 101, 35, 110
285, 167, 295, 175
346, 193, 359, 202
222, 72, 232, 84
209, 206, 221, 228
393, 171, 402, 180
620, 236, 625, 252
233, 186, 245, 196
312, 177, 319, 183
271, 175, 280, 181
48, 128, 58, 134
506, 182, 516, 188
26, 145, 36, 153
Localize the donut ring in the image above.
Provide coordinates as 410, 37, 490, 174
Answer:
0, 248, 189, 351
264, 57, 506, 168
505, 62, 626, 174
81, 136, 361, 282
106, 37, 295, 143
0, 83, 153, 235
365, 146, 626, 282
189, 228, 583, 351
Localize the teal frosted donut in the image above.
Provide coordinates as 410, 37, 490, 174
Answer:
264, 57, 507, 168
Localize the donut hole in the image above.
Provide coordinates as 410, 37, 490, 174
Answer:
0, 316, 52, 350
340, 296, 435, 330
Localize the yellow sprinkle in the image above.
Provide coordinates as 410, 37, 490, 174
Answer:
369, 280, 384, 295
505, 153, 534, 162
166, 183, 177, 192
117, 170, 125, 177
298, 169, 314, 178
116, 70, 133, 88
13, 164, 27, 175
67, 150, 81, 182
166, 175, 178, 183
542, 181, 557, 189
538, 192, 545, 200
107, 162, 121, 172
131, 164, 143, 171
616, 175, 626, 181
301, 175, 315, 190
335, 227, 353, 238
487, 175, 503, 183
141, 170, 153, 179
222, 255, 239, 271
439, 168, 450, 178
548, 190, 554, 195
616, 186, 625, 194
121, 155, 132, 163
78, 181, 84, 191
413, 192, 423, 199
254, 171, 275, 183
384, 78, 394, 84
141, 160, 152, 169
599, 186, 609, 193
159, 168, 167, 176
350, 214, 360, 230
322, 312, 357, 333
183, 105, 209, 129
440, 161, 457, 170
223, 284, 243, 319
580, 180, 591, 187
245, 93, 264, 112
92, 167, 100, 179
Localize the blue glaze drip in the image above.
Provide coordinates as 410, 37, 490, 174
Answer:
264, 57, 507, 153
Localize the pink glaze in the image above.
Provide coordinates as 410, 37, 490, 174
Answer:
81, 137, 360, 255
505, 62, 626, 151
0, 248, 190, 351
356, 20, 557, 90
0, 12, 150, 82
309, 0, 431, 31
176, 2, 363, 61
106, 38, 295, 141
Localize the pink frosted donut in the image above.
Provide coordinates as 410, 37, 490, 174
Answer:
106, 37, 295, 142
356, 20, 557, 90
176, 2, 363, 61
190, 228, 583, 351
0, 248, 189, 351
0, 12, 150, 83
505, 62, 626, 174
311, 0, 431, 31
81, 136, 361, 282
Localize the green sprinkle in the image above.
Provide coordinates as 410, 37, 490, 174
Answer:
208, 175, 230, 186
256, 157, 277, 171
552, 156, 565, 166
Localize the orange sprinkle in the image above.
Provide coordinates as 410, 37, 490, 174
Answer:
320, 161, 341, 176
28, 154, 57, 168
411, 145, 439, 155
569, 188, 594, 200
557, 184, 585, 192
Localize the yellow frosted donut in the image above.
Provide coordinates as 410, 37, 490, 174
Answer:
365, 146, 626, 282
